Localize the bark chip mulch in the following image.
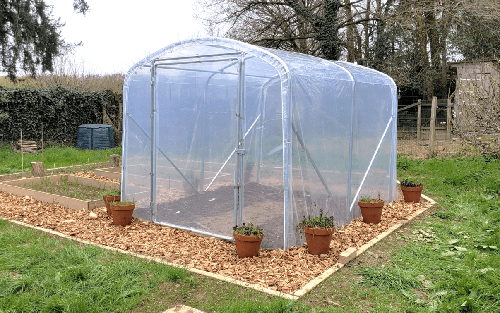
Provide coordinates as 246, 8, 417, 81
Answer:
0, 190, 424, 295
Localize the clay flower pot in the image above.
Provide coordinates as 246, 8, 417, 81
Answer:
103, 195, 121, 215
358, 199, 384, 224
401, 185, 424, 203
233, 231, 264, 258
110, 202, 135, 226
303, 226, 335, 255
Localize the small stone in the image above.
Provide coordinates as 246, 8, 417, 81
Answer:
89, 212, 98, 219
24, 196, 30, 199
325, 298, 341, 306
319, 254, 328, 258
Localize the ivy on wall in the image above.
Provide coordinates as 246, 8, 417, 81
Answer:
0, 85, 121, 145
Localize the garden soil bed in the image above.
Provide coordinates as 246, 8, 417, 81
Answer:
0, 172, 426, 295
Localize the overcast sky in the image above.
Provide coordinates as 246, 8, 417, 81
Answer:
46, 0, 205, 75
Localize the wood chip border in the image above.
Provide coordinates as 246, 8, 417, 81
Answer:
0, 182, 435, 300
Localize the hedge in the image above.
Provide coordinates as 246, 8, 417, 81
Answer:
0, 85, 121, 145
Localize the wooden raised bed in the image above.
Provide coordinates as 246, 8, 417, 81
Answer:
0, 174, 120, 210
94, 167, 121, 180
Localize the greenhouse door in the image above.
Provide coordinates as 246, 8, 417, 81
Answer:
150, 53, 247, 239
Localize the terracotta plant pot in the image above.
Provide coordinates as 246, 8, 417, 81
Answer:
233, 231, 264, 258
303, 226, 335, 255
358, 200, 385, 224
401, 185, 423, 203
103, 195, 121, 215
110, 203, 135, 226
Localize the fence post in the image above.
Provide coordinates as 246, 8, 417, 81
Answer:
429, 96, 437, 156
447, 98, 452, 140
417, 99, 422, 141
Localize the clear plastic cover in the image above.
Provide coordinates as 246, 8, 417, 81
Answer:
123, 38, 397, 249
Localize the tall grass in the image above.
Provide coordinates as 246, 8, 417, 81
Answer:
0, 56, 124, 94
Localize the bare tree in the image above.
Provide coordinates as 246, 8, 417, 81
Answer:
194, 0, 500, 100
194, 0, 375, 60
453, 61, 500, 156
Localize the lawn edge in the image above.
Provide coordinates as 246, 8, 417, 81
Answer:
293, 193, 436, 297
0, 193, 436, 301
0, 216, 298, 300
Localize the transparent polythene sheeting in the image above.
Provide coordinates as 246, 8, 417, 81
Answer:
122, 37, 398, 250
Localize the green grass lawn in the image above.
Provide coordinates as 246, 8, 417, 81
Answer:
0, 144, 121, 175
0, 219, 191, 312
0, 145, 499, 312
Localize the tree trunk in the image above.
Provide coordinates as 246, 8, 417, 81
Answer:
109, 154, 121, 168
417, 14, 433, 99
31, 162, 45, 177
363, 0, 371, 60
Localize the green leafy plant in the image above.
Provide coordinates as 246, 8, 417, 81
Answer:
110, 200, 134, 206
359, 193, 383, 203
102, 189, 120, 197
400, 179, 423, 187
22, 176, 108, 200
233, 223, 263, 238
297, 208, 335, 230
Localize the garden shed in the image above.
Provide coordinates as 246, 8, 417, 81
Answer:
121, 38, 397, 250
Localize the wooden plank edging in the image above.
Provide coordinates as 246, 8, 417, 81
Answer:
0, 217, 298, 300
94, 167, 121, 180
0, 192, 436, 300
0, 174, 119, 210
293, 194, 436, 297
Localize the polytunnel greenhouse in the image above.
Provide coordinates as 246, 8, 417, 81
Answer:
121, 37, 398, 250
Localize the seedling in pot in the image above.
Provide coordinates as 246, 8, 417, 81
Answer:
359, 192, 383, 203
297, 208, 335, 230
102, 189, 120, 197
400, 179, 423, 187
233, 223, 263, 238
110, 200, 135, 206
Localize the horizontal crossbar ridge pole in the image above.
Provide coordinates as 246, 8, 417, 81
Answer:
154, 52, 244, 62
154, 66, 274, 80
154, 58, 239, 67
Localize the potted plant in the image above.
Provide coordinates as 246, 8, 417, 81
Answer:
358, 194, 384, 224
102, 189, 121, 215
400, 179, 424, 203
233, 223, 264, 258
297, 209, 335, 255
110, 201, 135, 226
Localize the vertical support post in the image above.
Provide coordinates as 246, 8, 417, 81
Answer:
282, 76, 293, 250
389, 86, 398, 202
21, 130, 23, 174
119, 92, 123, 145
234, 54, 245, 227
447, 98, 452, 140
416, 99, 422, 141
150, 61, 157, 222
41, 122, 44, 164
121, 88, 128, 199
200, 89, 207, 192
256, 91, 266, 184
429, 96, 437, 156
